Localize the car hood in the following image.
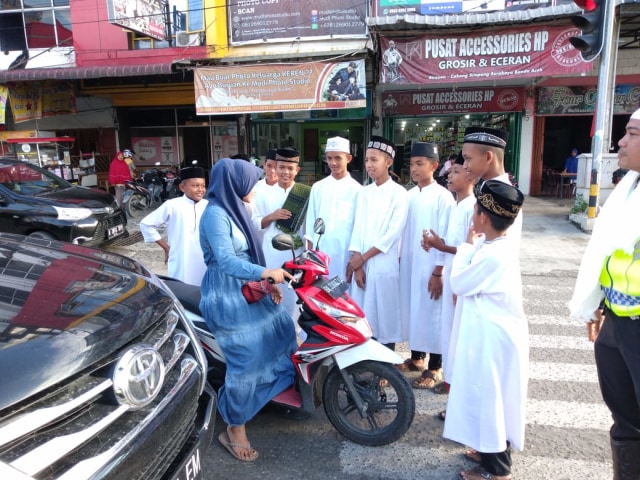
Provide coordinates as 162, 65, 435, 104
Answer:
35, 185, 116, 209
0, 233, 175, 410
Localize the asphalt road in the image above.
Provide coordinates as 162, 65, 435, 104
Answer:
107, 196, 609, 480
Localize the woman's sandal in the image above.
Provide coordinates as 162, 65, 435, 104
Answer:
460, 466, 512, 480
218, 430, 259, 462
413, 369, 443, 389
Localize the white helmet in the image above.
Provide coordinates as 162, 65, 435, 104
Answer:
123, 149, 134, 158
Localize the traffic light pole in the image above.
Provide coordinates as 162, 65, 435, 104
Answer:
587, 0, 619, 219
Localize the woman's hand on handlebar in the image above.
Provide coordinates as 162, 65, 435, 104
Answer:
261, 268, 293, 284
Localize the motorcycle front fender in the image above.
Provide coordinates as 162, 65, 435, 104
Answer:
334, 339, 403, 370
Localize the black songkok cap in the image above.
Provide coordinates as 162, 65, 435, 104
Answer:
463, 127, 509, 150
367, 135, 396, 158
275, 147, 300, 163
475, 179, 524, 220
410, 142, 438, 159
180, 166, 205, 180
266, 149, 277, 161
454, 151, 464, 165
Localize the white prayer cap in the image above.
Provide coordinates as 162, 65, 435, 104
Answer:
631, 108, 640, 120
325, 136, 350, 154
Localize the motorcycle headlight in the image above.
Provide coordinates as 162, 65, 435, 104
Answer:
54, 206, 93, 220
309, 297, 372, 338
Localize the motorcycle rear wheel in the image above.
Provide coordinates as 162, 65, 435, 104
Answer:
125, 193, 149, 220
323, 360, 415, 446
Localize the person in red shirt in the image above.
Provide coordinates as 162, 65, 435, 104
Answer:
108, 151, 132, 207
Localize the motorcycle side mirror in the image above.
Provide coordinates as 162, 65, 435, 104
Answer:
272, 233, 296, 258
313, 218, 325, 235
313, 218, 325, 250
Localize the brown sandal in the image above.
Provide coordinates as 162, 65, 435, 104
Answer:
463, 448, 481, 464
396, 358, 425, 372
412, 369, 443, 389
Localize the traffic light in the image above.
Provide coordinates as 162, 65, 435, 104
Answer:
569, 0, 607, 61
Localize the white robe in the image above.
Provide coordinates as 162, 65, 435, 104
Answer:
399, 183, 455, 352
250, 178, 276, 244
441, 194, 476, 383
139, 196, 208, 286
252, 182, 306, 323
348, 178, 408, 344
304, 175, 362, 281
491, 173, 523, 248
444, 238, 528, 453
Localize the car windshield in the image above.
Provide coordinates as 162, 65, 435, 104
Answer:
0, 162, 71, 195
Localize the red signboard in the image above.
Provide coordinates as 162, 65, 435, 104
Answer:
380, 25, 592, 85
381, 87, 525, 116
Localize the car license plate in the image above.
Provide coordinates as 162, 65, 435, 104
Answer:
107, 224, 123, 238
321, 275, 349, 299
169, 445, 203, 480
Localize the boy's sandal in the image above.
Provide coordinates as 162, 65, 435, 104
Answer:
396, 358, 425, 372
460, 466, 512, 480
463, 448, 481, 464
412, 369, 443, 389
433, 382, 449, 394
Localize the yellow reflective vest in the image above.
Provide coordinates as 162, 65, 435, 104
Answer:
600, 241, 640, 317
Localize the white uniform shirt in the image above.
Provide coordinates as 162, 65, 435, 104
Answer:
399, 182, 455, 352
348, 178, 408, 344
305, 175, 362, 281
139, 195, 208, 286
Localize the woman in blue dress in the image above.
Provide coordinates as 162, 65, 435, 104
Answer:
199, 158, 297, 462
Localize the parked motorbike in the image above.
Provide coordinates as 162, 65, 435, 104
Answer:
163, 219, 416, 446
123, 164, 181, 220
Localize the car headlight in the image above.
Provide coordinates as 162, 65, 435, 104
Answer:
309, 297, 372, 338
54, 206, 93, 220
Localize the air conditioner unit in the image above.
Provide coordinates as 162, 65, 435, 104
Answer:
175, 31, 201, 47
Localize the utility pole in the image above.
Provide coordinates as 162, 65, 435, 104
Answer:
570, 0, 620, 219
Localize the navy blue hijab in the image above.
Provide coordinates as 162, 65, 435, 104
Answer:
205, 158, 265, 266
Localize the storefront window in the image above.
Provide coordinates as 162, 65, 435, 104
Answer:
0, 0, 72, 50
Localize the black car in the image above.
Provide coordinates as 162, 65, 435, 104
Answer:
0, 233, 215, 480
0, 158, 127, 247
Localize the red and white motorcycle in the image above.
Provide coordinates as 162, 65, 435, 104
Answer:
163, 219, 415, 446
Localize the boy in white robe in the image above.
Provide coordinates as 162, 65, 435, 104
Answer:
139, 166, 208, 286
251, 148, 307, 332
251, 149, 278, 243
347, 135, 408, 345
421, 152, 476, 395
444, 180, 528, 480
397, 142, 455, 389
461, 127, 522, 246
305, 136, 361, 280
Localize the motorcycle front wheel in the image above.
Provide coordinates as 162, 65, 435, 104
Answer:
323, 360, 415, 446
125, 192, 149, 220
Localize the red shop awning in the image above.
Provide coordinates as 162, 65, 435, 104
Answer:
0, 63, 174, 82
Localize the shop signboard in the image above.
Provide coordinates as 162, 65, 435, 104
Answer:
380, 25, 592, 85
229, 0, 367, 44
106, 0, 165, 41
373, 0, 575, 16
537, 85, 640, 115
194, 60, 367, 115
381, 87, 525, 116
132, 136, 179, 165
